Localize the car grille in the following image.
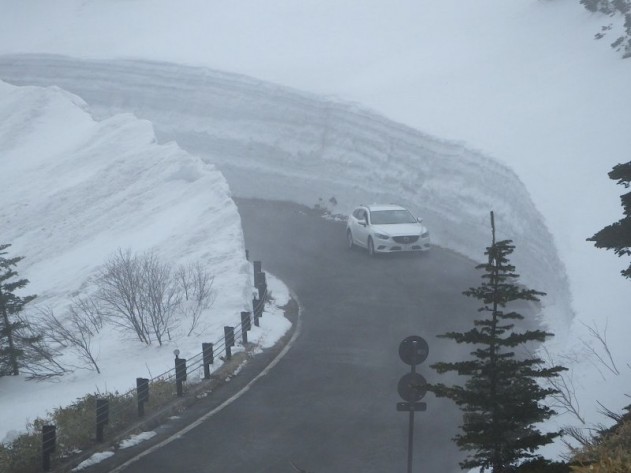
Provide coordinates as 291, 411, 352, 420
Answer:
393, 235, 420, 244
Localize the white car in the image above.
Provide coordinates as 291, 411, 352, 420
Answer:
346, 204, 430, 256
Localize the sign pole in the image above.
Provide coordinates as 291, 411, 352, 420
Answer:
397, 335, 429, 473
407, 405, 415, 473
407, 341, 417, 473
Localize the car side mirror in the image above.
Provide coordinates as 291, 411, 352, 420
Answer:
358, 218, 367, 226
417, 217, 423, 224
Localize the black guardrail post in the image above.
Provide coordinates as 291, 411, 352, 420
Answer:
255, 271, 267, 302
202, 342, 214, 379
252, 297, 260, 326
137, 377, 149, 417
241, 311, 251, 344
96, 398, 109, 442
42, 425, 56, 471
175, 355, 187, 397
257, 278, 266, 302
224, 326, 235, 360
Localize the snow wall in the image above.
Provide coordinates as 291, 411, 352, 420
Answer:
0, 54, 574, 333
0, 80, 251, 320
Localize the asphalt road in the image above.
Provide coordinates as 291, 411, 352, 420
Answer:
112, 198, 487, 473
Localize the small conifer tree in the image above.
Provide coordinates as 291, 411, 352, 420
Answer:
587, 161, 631, 279
429, 212, 566, 472
0, 243, 38, 376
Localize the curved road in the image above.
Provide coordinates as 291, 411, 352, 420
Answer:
0, 56, 555, 473
105, 198, 487, 473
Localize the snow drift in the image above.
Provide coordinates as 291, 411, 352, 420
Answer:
0, 79, 251, 309
0, 79, 261, 440
0, 54, 574, 332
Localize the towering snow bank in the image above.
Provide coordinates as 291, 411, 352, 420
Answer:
0, 55, 573, 332
0, 80, 297, 443
0, 79, 252, 400
0, 78, 262, 441
0, 79, 250, 309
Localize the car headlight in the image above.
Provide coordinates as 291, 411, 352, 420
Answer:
375, 233, 390, 240
421, 231, 429, 238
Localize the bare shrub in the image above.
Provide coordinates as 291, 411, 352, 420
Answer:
544, 318, 631, 458
96, 249, 150, 344
579, 320, 621, 377
139, 252, 180, 345
95, 249, 214, 344
38, 301, 102, 374
70, 295, 103, 332
17, 314, 69, 381
175, 262, 215, 336
541, 346, 586, 425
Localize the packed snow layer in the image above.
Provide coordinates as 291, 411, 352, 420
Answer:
0, 79, 250, 308
0, 54, 573, 332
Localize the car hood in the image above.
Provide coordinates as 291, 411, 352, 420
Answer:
371, 223, 427, 236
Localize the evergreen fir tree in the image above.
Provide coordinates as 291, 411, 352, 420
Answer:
612, 0, 630, 14
0, 243, 38, 376
581, 0, 612, 14
587, 161, 631, 279
429, 212, 566, 473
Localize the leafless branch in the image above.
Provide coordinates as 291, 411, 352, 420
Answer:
596, 400, 624, 425
95, 249, 206, 345
540, 346, 585, 424
176, 262, 215, 336
17, 314, 69, 380
139, 251, 180, 346
579, 319, 620, 376
561, 425, 597, 450
96, 249, 151, 344
39, 305, 101, 374
70, 295, 103, 332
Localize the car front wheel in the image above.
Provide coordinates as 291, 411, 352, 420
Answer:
346, 230, 354, 249
368, 237, 376, 257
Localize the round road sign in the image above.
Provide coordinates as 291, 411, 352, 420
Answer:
397, 372, 428, 402
398, 335, 429, 365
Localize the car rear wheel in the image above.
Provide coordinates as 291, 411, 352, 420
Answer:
346, 230, 354, 249
368, 237, 375, 257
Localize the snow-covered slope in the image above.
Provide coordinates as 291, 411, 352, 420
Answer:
0, 54, 573, 333
0, 79, 250, 308
0, 80, 273, 442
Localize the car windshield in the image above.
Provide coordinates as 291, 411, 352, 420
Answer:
370, 209, 417, 225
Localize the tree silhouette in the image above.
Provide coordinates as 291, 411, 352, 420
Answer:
429, 212, 566, 472
0, 243, 38, 376
587, 161, 631, 279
